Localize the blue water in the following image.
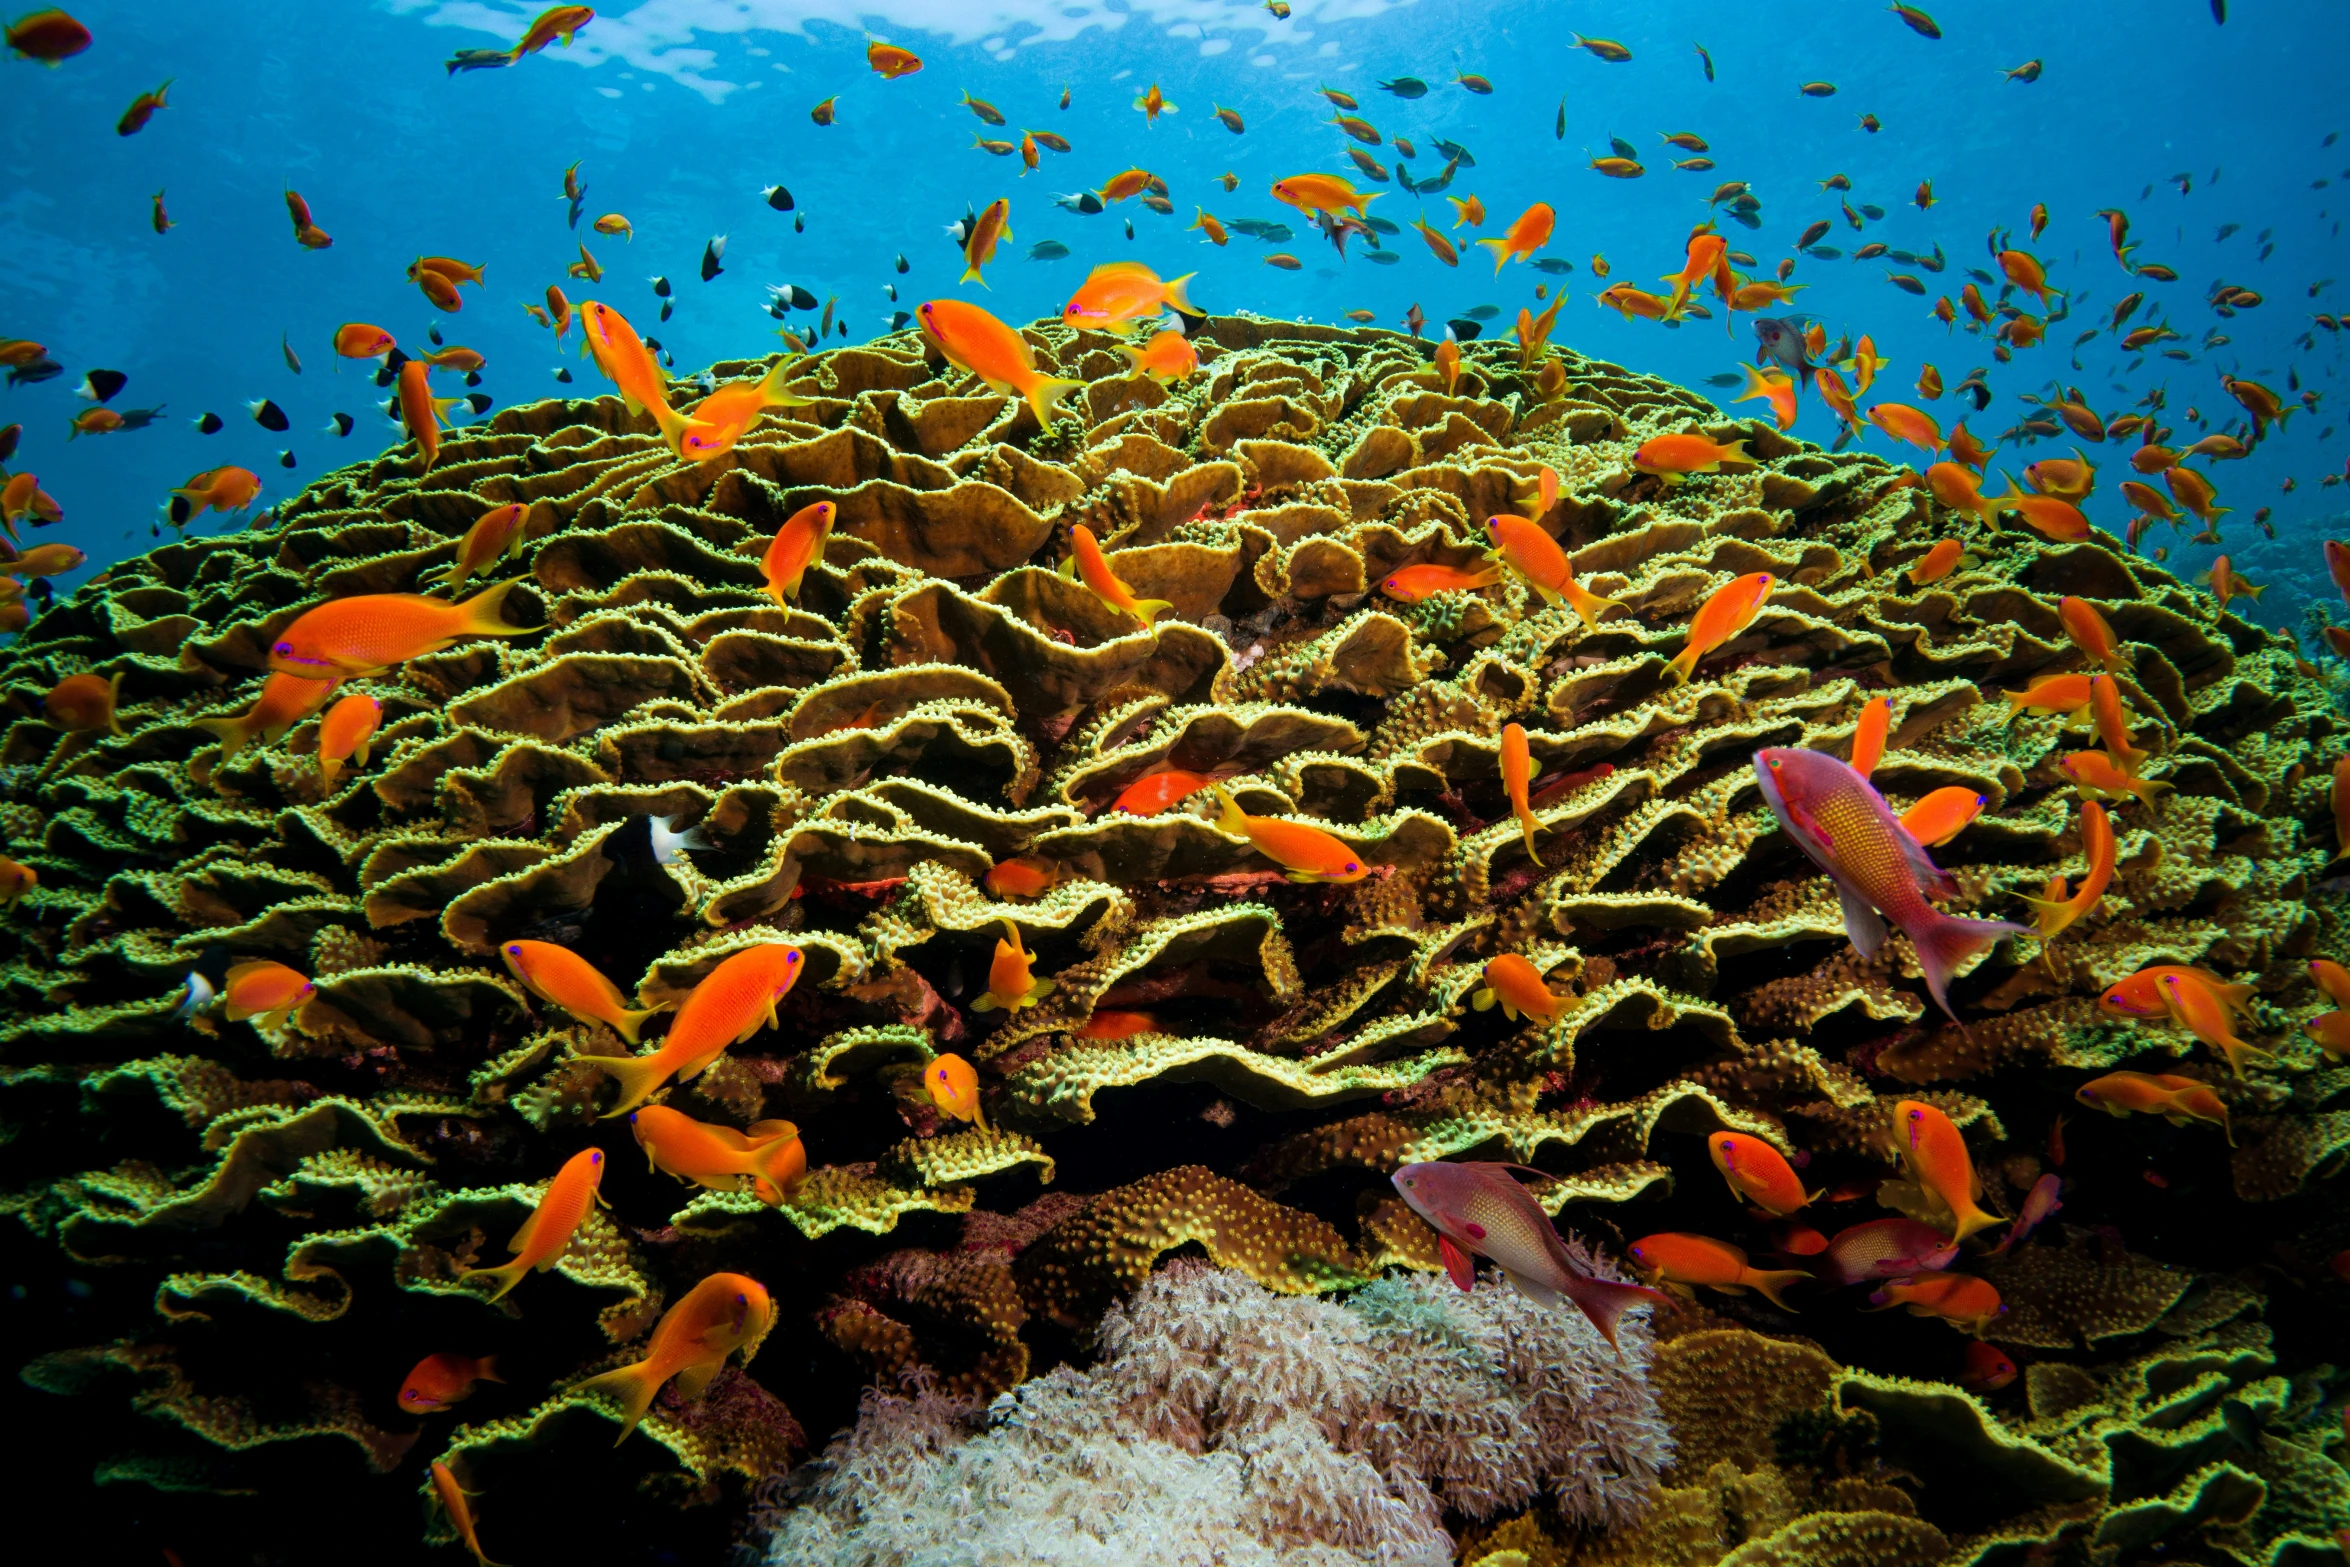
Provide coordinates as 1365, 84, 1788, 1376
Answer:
5, 0, 2345, 621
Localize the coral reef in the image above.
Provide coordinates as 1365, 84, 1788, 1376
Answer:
0, 315, 2345, 1560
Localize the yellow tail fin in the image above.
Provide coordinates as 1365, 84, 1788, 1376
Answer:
572, 1359, 663, 1445
1130, 597, 1176, 626
456, 1259, 531, 1304
1211, 785, 1249, 836
583, 1051, 676, 1118
1024, 375, 1087, 428
454, 577, 539, 639
1746, 1268, 1809, 1312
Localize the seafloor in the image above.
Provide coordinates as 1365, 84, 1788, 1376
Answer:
1, 316, 2346, 1566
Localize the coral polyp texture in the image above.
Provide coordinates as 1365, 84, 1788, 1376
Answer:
2, 317, 2346, 1562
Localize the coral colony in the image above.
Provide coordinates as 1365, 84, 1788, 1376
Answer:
5, 312, 2349, 1564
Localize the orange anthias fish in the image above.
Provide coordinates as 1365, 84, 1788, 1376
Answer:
1985, 478, 2090, 542
1472, 953, 1572, 1025
1708, 1130, 1817, 1217
1119, 328, 1199, 383
2098, 964, 2256, 1023
1077, 1009, 1159, 1040
918, 298, 1086, 427
1867, 402, 1944, 453
457, 1145, 608, 1301
958, 197, 1011, 287
1062, 523, 1173, 625
2085, 674, 2148, 775
1486, 514, 1627, 630
316, 692, 382, 787
577, 299, 690, 439
971, 920, 1055, 1012
222, 958, 314, 1025
1867, 1271, 2004, 1335
1892, 1099, 2003, 1242
1849, 695, 1890, 777
426, 503, 530, 599
1659, 230, 1728, 319
2057, 749, 2171, 811
2199, 555, 2264, 614
629, 1105, 805, 1204
2075, 1071, 2232, 1141
2159, 970, 2271, 1079
2025, 448, 2096, 501
924, 1051, 988, 1129
587, 944, 804, 1115
983, 858, 1058, 898
1391, 1162, 1666, 1348
1475, 202, 1555, 275
2311, 958, 2350, 1011
171, 465, 263, 519
1270, 172, 1380, 218
1062, 261, 1201, 334
400, 1352, 502, 1414
676, 357, 819, 463
1757, 751, 2028, 1023
332, 322, 397, 363
1499, 723, 1543, 864
866, 38, 922, 78
197, 670, 341, 758
1633, 431, 1748, 484
1380, 561, 1503, 603
396, 359, 465, 473
573, 1271, 772, 1444
1627, 1232, 1808, 1310
1925, 464, 1996, 528
2018, 799, 2113, 960
2059, 596, 2125, 672
268, 581, 536, 679
1900, 786, 1985, 847
1997, 247, 2060, 307
500, 939, 662, 1043
1664, 572, 1775, 684
1212, 785, 1368, 883
429, 1461, 503, 1567
1113, 768, 1218, 815
1132, 81, 1175, 121
1735, 364, 1799, 431
760, 500, 835, 603
1959, 1338, 2017, 1392
1905, 537, 1966, 585
43, 670, 123, 735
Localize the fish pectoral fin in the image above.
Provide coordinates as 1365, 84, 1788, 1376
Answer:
1502, 1267, 1563, 1310
1835, 880, 1889, 958
672, 1360, 723, 1402
1436, 1233, 1477, 1292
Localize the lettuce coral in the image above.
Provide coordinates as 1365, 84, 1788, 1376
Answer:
1, 314, 2345, 1559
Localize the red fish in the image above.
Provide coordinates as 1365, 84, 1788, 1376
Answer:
268, 582, 535, 679
1113, 769, 1217, 815
1867, 1271, 2004, 1334
1985, 1172, 2064, 1255
1900, 786, 1985, 847
1499, 722, 1543, 864
1380, 561, 1502, 602
1211, 786, 1367, 883
1813, 1217, 1959, 1288
500, 940, 661, 1043
1754, 749, 2027, 1021
924, 1052, 988, 1128
760, 500, 834, 603
972, 920, 1055, 1012
1894, 1099, 2002, 1242
1063, 523, 1173, 624
1391, 1161, 1665, 1348
399, 1352, 501, 1414
428, 1462, 502, 1567
1959, 1339, 2017, 1392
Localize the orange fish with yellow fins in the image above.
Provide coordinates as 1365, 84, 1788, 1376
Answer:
586, 944, 804, 1115
1472, 953, 1572, 1025
457, 1145, 608, 1301
918, 298, 1086, 426
500, 940, 663, 1043
572, 1271, 773, 1443
1708, 1131, 1817, 1216
1211, 786, 1369, 883
628, 1105, 806, 1204
971, 921, 1055, 1012
1061, 523, 1173, 625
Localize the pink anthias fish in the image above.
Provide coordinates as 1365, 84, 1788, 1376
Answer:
1391, 1160, 1667, 1349
1752, 748, 2029, 1021
1985, 1173, 2063, 1258
1811, 1217, 1960, 1288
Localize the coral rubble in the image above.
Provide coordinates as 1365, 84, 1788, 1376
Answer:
1, 316, 2345, 1560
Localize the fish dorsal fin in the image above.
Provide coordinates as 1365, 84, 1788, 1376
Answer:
1089, 260, 1160, 280
1891, 814, 1958, 896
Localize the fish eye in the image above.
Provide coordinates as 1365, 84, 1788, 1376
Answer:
1345, 862, 1361, 874
273, 641, 294, 656
589, 1150, 603, 1163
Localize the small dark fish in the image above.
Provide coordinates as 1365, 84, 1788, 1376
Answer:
1378, 77, 1427, 99
115, 405, 165, 430
1886, 272, 1926, 294
0, 423, 15, 462
1125, 219, 1134, 240
1463, 304, 1501, 321
1055, 192, 1105, 215
895, 254, 910, 274
326, 412, 354, 436
445, 48, 512, 74
701, 234, 727, 281
427, 325, 445, 345
1798, 219, 1831, 250
1432, 139, 1474, 165
1966, 266, 1996, 284
1859, 113, 1882, 132
1531, 258, 1575, 275
553, 367, 574, 383
1364, 215, 1399, 235
1396, 164, 1420, 193
651, 275, 672, 297
1859, 203, 1887, 221
1705, 371, 1743, 387
1888, 248, 1917, 264
891, 310, 912, 330
281, 332, 302, 375
787, 284, 818, 310
2215, 223, 2240, 242
763, 184, 794, 211
1919, 243, 1947, 273
659, 300, 674, 322
2211, 0, 2225, 20
1365, 250, 1400, 266
1028, 240, 1070, 260
794, 213, 805, 233
76, 368, 127, 404
1555, 97, 1565, 140
277, 449, 297, 469
194, 411, 223, 434
1888, 4, 1941, 39
1454, 74, 1490, 95
1446, 319, 1482, 341
1414, 160, 1455, 194
247, 398, 289, 432
1810, 245, 1843, 259
465, 393, 493, 414
1800, 81, 1838, 97
1694, 41, 1714, 82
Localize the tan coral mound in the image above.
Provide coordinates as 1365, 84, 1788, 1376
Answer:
0, 315, 2346, 1557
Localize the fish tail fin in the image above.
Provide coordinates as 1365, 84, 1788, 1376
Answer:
584, 1051, 674, 1118
2127, 775, 2175, 810
1949, 1200, 2004, 1245
755, 356, 816, 408
1211, 784, 1250, 837
1747, 1268, 1811, 1312
610, 1007, 663, 1047
454, 577, 538, 639
456, 1260, 530, 1304
572, 1359, 663, 1445
2244, 581, 2266, 600
1561, 1272, 1668, 1351
477, 1355, 503, 1384
1025, 977, 1057, 1007
194, 715, 259, 759
1129, 597, 1175, 626
1160, 272, 1201, 317
1662, 648, 1698, 686
1911, 909, 2033, 1021
1475, 237, 1509, 274
1515, 807, 1545, 867
1024, 375, 1087, 428
2014, 887, 2073, 938
957, 259, 990, 289
747, 1124, 807, 1205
